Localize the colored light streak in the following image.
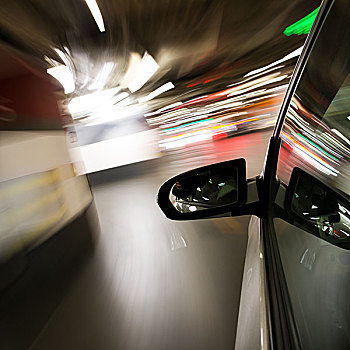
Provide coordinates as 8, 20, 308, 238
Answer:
170, 117, 259, 139
283, 7, 320, 36
281, 131, 339, 176
297, 133, 340, 163
163, 118, 214, 132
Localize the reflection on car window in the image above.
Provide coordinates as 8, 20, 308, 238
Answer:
278, 0, 350, 197
275, 0, 350, 349
170, 166, 238, 213
323, 73, 350, 141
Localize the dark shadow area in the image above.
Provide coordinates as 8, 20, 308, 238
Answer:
0, 203, 99, 350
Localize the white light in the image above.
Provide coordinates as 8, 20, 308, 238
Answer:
283, 46, 304, 60
68, 87, 121, 116
331, 128, 350, 145
121, 53, 142, 89
158, 101, 183, 112
112, 91, 129, 104
244, 46, 303, 77
54, 48, 71, 66
160, 130, 213, 149
88, 62, 116, 90
227, 75, 288, 98
113, 97, 132, 109
84, 0, 105, 32
47, 65, 75, 94
128, 52, 159, 93
138, 82, 175, 103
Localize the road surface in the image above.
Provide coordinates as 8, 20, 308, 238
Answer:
1, 129, 272, 350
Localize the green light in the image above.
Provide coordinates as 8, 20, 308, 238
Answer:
284, 7, 320, 36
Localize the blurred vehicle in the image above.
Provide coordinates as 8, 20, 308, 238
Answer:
67, 116, 161, 175
157, 1, 350, 349
65, 89, 161, 174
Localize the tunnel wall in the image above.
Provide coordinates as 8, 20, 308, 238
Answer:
0, 56, 97, 290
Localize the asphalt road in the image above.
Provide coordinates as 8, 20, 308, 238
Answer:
2, 129, 272, 350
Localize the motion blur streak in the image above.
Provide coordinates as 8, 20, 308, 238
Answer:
0, 0, 321, 349
138, 82, 175, 103
47, 66, 75, 94
281, 131, 338, 176
279, 91, 350, 192
128, 52, 159, 93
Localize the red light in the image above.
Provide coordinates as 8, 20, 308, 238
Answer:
212, 132, 227, 141
283, 141, 294, 152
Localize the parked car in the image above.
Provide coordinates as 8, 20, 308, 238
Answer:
157, 0, 350, 349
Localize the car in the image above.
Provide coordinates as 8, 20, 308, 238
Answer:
157, 0, 350, 349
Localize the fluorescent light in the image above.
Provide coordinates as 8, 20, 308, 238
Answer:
244, 46, 303, 77
84, 0, 105, 32
47, 65, 75, 94
228, 75, 288, 97
128, 52, 159, 93
158, 101, 182, 112
138, 82, 175, 103
283, 46, 304, 60
68, 87, 121, 116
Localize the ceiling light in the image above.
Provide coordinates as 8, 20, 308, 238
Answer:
84, 0, 105, 32
128, 52, 159, 93
244, 46, 303, 77
47, 65, 75, 94
138, 82, 175, 103
68, 87, 121, 116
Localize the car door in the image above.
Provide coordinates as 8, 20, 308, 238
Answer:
157, 0, 350, 349
259, 0, 350, 348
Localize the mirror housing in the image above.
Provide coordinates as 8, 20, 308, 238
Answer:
157, 159, 247, 220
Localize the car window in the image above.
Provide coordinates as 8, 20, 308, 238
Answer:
274, 0, 350, 348
277, 0, 350, 195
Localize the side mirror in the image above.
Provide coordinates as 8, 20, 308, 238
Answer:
157, 159, 247, 220
285, 167, 350, 248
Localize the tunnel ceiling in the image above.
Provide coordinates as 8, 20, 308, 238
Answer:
0, 0, 319, 96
